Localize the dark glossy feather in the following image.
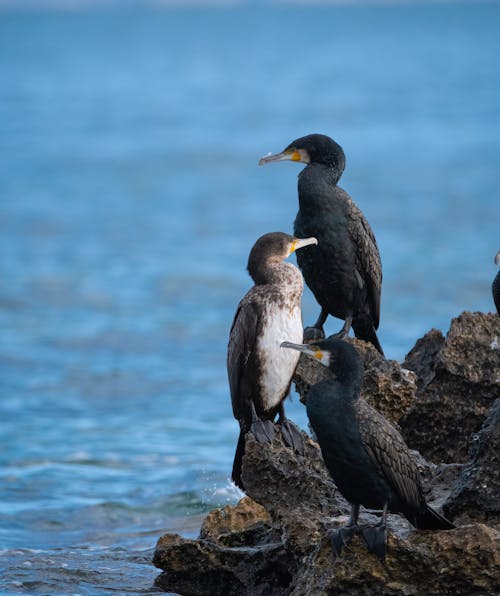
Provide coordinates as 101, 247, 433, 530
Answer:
294, 157, 383, 353
347, 203, 382, 329
227, 297, 263, 423
356, 399, 422, 511
304, 339, 454, 531
493, 269, 500, 315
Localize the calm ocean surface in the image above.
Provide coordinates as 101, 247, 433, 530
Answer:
0, 2, 499, 594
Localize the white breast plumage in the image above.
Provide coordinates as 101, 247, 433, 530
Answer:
257, 300, 303, 410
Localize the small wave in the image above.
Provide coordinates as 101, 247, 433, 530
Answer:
201, 477, 244, 507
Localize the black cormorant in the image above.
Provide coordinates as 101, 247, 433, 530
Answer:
493, 250, 500, 315
281, 338, 454, 560
228, 232, 317, 490
260, 134, 384, 355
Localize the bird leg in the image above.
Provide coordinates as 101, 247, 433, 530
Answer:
277, 403, 305, 455
360, 504, 388, 562
249, 401, 276, 443
330, 504, 360, 557
303, 308, 328, 342
329, 314, 353, 340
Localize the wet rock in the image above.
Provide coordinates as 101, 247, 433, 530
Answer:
401, 312, 500, 463
444, 398, 500, 527
153, 318, 500, 595
153, 429, 499, 595
199, 496, 272, 545
153, 532, 295, 596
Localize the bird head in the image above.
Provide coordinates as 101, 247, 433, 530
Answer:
247, 232, 317, 283
281, 338, 363, 388
258, 133, 346, 173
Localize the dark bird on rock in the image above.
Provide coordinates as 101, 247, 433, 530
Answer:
228, 232, 317, 490
493, 250, 500, 315
281, 338, 455, 560
259, 134, 384, 355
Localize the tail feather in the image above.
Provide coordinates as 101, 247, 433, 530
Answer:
231, 429, 246, 491
352, 317, 384, 356
406, 504, 455, 531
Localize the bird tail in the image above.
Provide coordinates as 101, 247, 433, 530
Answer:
352, 317, 384, 356
231, 429, 246, 491
406, 504, 455, 531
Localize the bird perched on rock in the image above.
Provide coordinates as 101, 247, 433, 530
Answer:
259, 134, 384, 355
281, 337, 455, 560
493, 250, 500, 315
228, 232, 317, 490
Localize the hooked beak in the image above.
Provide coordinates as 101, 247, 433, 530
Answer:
281, 341, 316, 355
281, 341, 331, 367
281, 341, 331, 368
495, 251, 500, 266
258, 148, 309, 166
288, 236, 318, 256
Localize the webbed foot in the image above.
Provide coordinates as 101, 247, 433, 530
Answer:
361, 523, 387, 561
279, 419, 305, 455
303, 326, 325, 342
330, 525, 359, 557
327, 329, 348, 340
250, 418, 276, 443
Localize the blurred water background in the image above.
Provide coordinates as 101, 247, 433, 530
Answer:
0, 1, 499, 593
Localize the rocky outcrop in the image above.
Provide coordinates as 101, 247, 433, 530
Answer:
401, 311, 500, 463
153, 312, 500, 595
444, 398, 500, 528
291, 522, 499, 596
199, 496, 272, 544
154, 431, 498, 595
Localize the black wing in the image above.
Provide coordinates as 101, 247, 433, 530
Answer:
346, 199, 382, 328
356, 399, 423, 510
227, 296, 261, 425
493, 270, 500, 315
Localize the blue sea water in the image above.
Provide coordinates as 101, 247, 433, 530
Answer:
0, 2, 499, 594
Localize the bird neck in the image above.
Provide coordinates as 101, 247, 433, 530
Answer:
249, 259, 303, 290
300, 162, 343, 186
327, 356, 364, 403
308, 378, 360, 419
297, 163, 342, 210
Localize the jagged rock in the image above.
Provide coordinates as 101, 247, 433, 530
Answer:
444, 398, 500, 527
153, 429, 499, 595
403, 328, 445, 392
401, 312, 500, 463
154, 521, 499, 596
291, 523, 500, 596
241, 432, 349, 554
153, 532, 295, 596
153, 315, 500, 595
412, 450, 463, 511
294, 337, 417, 426
199, 496, 273, 546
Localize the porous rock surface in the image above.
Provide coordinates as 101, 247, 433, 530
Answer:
401, 311, 500, 463
153, 312, 500, 595
444, 398, 500, 527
